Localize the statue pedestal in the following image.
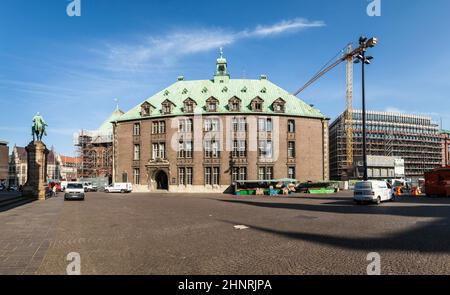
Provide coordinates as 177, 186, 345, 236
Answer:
23, 141, 49, 200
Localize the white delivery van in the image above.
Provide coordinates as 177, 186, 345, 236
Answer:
353, 180, 393, 205
104, 183, 133, 193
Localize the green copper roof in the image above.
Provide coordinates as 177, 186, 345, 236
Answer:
117, 78, 325, 121
117, 52, 325, 122
441, 129, 450, 135
98, 109, 125, 131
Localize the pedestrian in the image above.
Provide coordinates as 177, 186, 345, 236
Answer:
52, 184, 57, 197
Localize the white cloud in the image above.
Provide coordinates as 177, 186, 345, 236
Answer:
103, 18, 325, 69
251, 18, 325, 37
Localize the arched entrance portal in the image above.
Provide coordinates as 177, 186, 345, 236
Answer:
155, 170, 168, 190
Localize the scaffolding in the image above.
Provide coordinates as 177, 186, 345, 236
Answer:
74, 129, 113, 179
330, 110, 443, 180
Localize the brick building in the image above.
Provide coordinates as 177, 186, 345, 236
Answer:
113, 53, 329, 192
0, 140, 8, 185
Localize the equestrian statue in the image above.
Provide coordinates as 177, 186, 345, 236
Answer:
32, 112, 48, 141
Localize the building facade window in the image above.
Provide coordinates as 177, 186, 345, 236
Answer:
122, 172, 128, 183
232, 167, 247, 182
178, 167, 192, 185
134, 144, 140, 160
258, 118, 272, 132
133, 168, 140, 185
258, 167, 273, 180
152, 121, 166, 134
288, 120, 295, 133
232, 117, 246, 132
288, 141, 295, 158
204, 140, 220, 158
205, 167, 220, 185
288, 167, 296, 179
258, 140, 273, 159
133, 123, 141, 136
178, 119, 193, 133
178, 141, 193, 158
232, 140, 247, 158
152, 143, 166, 160
204, 118, 220, 132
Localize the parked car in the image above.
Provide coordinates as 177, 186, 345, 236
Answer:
354, 180, 393, 205
8, 185, 18, 192
64, 182, 85, 201
83, 182, 98, 192
104, 183, 133, 193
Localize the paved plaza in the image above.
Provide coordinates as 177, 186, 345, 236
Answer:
1, 191, 450, 275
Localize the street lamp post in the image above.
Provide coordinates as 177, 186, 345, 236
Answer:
354, 36, 377, 181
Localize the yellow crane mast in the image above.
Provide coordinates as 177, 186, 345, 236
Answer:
294, 43, 363, 175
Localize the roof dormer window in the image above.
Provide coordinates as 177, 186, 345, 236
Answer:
228, 97, 241, 112
273, 98, 286, 113
140, 102, 154, 117
183, 98, 196, 113
251, 97, 264, 112
161, 99, 175, 115
206, 97, 218, 112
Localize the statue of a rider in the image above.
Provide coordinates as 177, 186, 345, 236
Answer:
32, 112, 48, 141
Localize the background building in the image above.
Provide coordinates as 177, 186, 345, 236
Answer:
441, 129, 450, 166
113, 54, 329, 192
8, 145, 60, 186
0, 140, 9, 185
59, 155, 80, 181
74, 107, 124, 182
330, 110, 442, 180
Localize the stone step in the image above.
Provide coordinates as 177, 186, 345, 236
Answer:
0, 195, 34, 211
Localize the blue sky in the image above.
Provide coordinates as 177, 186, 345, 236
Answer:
1, 0, 449, 155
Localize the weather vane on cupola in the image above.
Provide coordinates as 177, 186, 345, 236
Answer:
215, 47, 229, 79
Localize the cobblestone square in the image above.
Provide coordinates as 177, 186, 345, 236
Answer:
1, 192, 450, 275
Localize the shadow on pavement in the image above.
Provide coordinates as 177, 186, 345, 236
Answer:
217, 198, 450, 253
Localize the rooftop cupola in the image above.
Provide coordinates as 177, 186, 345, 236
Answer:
214, 47, 230, 83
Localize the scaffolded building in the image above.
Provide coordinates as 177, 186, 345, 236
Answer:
74, 108, 124, 179
329, 110, 442, 180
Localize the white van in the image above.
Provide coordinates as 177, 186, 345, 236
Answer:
354, 180, 393, 205
104, 183, 133, 193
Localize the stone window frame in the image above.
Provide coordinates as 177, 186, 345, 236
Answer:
133, 122, 141, 136
228, 96, 241, 112
206, 96, 219, 112
288, 120, 296, 133
183, 97, 197, 113
272, 98, 286, 113
251, 96, 264, 112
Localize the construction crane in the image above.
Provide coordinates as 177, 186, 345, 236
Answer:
293, 43, 366, 176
